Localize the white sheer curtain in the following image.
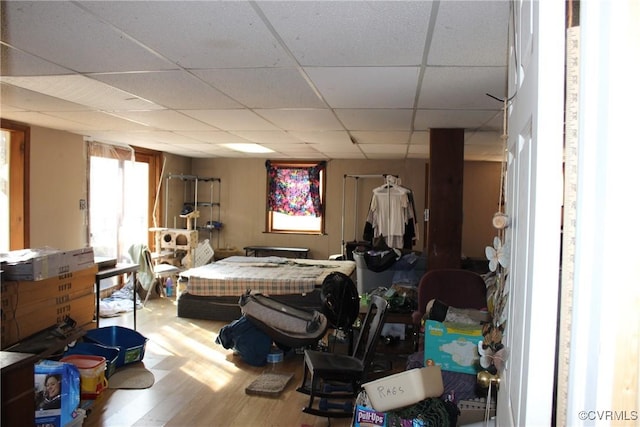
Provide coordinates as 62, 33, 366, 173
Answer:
88, 141, 148, 262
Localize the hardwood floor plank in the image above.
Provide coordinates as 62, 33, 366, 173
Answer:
83, 296, 388, 426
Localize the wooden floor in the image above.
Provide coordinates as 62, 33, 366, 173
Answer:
82, 296, 406, 427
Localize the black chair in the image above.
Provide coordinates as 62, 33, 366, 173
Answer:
296, 294, 389, 418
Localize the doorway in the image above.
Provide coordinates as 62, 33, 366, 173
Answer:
88, 142, 161, 262
0, 120, 29, 252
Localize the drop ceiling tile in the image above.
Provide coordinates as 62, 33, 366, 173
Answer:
110, 111, 214, 131
319, 151, 366, 160
428, 1, 510, 67
173, 131, 252, 144
262, 143, 319, 154
360, 144, 408, 159
173, 151, 208, 159
229, 130, 302, 144
81, 1, 295, 68
180, 110, 278, 131
91, 71, 242, 110
287, 131, 352, 145
1, 45, 72, 76
276, 152, 327, 160
255, 109, 342, 131
0, 104, 24, 113
118, 131, 204, 145
1, 83, 91, 112
415, 109, 501, 131
0, 111, 96, 132
350, 131, 411, 145
410, 131, 430, 145
259, 1, 432, 66
181, 144, 239, 156
308, 141, 361, 153
335, 109, 413, 131
306, 67, 420, 108
46, 111, 151, 131
420, 66, 507, 109
1, 75, 162, 111
1, 1, 175, 72
165, 142, 215, 150
193, 68, 324, 109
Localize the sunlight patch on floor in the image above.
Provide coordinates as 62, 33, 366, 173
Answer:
146, 326, 229, 363
180, 358, 236, 391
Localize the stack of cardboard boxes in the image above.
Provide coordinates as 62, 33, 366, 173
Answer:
1, 247, 96, 349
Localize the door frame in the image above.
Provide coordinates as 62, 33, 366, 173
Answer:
1, 119, 30, 250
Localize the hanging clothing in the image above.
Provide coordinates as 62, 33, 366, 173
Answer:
363, 182, 418, 250
128, 244, 155, 291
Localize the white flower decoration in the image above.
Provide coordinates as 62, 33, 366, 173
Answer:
485, 236, 510, 272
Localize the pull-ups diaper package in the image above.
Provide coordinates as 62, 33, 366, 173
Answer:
423, 320, 483, 375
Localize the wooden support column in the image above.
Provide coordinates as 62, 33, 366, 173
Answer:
427, 128, 464, 270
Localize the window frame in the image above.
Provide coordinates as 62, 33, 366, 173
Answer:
265, 160, 326, 235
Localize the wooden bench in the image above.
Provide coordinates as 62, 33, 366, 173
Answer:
243, 246, 310, 259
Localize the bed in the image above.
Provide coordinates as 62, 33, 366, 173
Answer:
176, 256, 357, 321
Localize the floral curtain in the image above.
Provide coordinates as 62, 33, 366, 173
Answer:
266, 161, 324, 217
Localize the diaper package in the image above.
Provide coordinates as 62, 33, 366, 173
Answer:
34, 360, 82, 427
423, 320, 483, 375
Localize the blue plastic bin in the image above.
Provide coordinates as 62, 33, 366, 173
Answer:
63, 341, 120, 378
83, 326, 148, 368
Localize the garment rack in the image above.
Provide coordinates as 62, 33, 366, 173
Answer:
341, 173, 399, 258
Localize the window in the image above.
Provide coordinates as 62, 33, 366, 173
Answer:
266, 161, 326, 234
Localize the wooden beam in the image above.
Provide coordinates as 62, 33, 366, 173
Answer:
427, 128, 464, 270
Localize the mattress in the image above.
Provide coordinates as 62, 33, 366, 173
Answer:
180, 256, 356, 297
177, 256, 356, 321
177, 291, 323, 322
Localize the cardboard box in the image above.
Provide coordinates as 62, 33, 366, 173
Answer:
2, 293, 96, 349
1, 279, 96, 349
2, 247, 94, 281
423, 320, 483, 375
2, 265, 97, 309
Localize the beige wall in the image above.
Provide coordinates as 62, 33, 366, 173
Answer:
181, 158, 427, 260
159, 153, 192, 229
462, 161, 502, 259
30, 126, 88, 250
23, 127, 499, 260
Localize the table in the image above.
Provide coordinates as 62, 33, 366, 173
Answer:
95, 263, 139, 329
243, 246, 310, 258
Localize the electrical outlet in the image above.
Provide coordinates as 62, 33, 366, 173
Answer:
79, 199, 86, 210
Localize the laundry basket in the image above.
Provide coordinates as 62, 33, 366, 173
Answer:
195, 239, 214, 267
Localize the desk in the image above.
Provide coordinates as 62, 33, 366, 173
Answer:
243, 246, 310, 258
96, 263, 139, 330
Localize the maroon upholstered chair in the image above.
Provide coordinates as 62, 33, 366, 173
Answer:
410, 269, 488, 325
